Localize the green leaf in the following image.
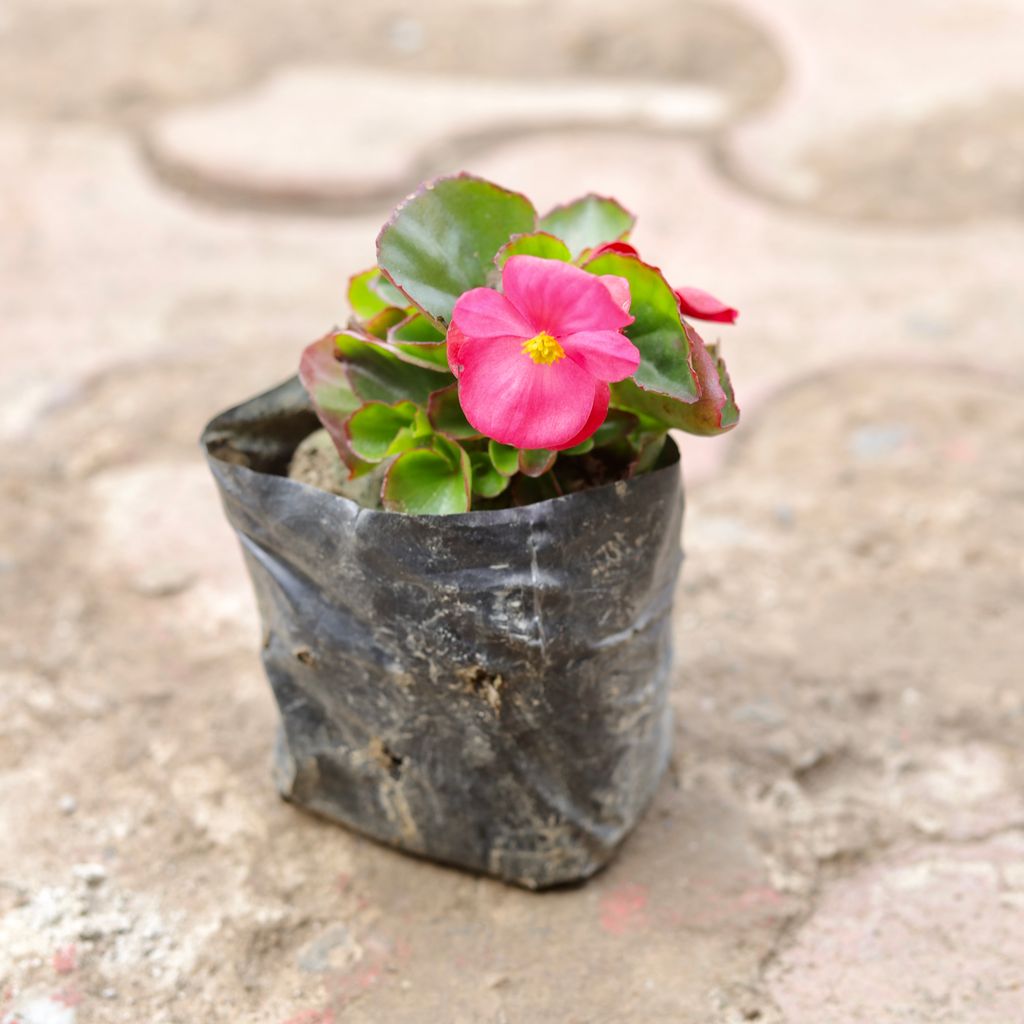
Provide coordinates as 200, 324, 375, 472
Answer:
562, 437, 595, 456
389, 314, 445, 344
592, 409, 639, 447
383, 447, 471, 515
538, 194, 635, 258
430, 434, 466, 471
334, 332, 442, 406
299, 334, 359, 426
427, 383, 479, 439
347, 268, 390, 319
584, 253, 700, 404
345, 401, 418, 462
518, 448, 556, 478
376, 174, 537, 327
470, 451, 511, 498
610, 334, 740, 436
705, 343, 740, 432
631, 433, 668, 475
411, 409, 434, 439
488, 440, 519, 477
495, 231, 572, 269
364, 306, 408, 339
298, 333, 371, 475
373, 273, 410, 309
348, 268, 411, 319
344, 323, 451, 374
390, 342, 450, 372
387, 425, 420, 457
385, 314, 450, 371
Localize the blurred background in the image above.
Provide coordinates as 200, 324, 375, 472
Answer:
2, 1, 1023, 1021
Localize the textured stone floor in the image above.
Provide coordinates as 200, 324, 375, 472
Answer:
1, 2, 1023, 1022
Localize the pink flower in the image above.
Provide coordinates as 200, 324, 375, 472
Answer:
447, 256, 639, 451
675, 287, 738, 324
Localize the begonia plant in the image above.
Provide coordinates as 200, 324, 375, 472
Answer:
299, 174, 739, 514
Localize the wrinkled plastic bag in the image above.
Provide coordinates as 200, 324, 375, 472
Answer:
202, 377, 684, 888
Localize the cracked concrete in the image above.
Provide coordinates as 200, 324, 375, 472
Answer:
2, 0, 1023, 1021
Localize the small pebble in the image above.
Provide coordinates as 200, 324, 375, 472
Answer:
72, 862, 108, 887
102, 988, 118, 1000
58, 795, 77, 815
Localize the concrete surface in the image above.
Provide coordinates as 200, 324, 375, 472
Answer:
1, 1, 1022, 1021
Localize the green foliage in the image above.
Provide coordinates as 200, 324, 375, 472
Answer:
427, 383, 479, 439
607, 332, 739, 436
377, 174, 537, 327
346, 401, 421, 462
470, 451, 511, 498
538, 195, 635, 258
487, 441, 519, 477
347, 267, 411, 319
383, 445, 472, 515
389, 313, 445, 343
518, 448, 557, 478
495, 232, 572, 268
333, 333, 442, 406
298, 173, 739, 515
583, 252, 700, 403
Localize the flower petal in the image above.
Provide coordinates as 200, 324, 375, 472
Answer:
446, 322, 469, 376
563, 330, 641, 382
590, 241, 639, 259
676, 287, 739, 324
457, 335, 598, 450
557, 383, 610, 451
599, 274, 631, 314
451, 286, 533, 340
502, 255, 633, 335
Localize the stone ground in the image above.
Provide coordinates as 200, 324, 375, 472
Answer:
1, 0, 1023, 1021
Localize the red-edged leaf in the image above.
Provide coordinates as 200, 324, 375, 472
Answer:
298, 332, 371, 476
610, 324, 739, 435
583, 252, 700, 403
364, 306, 408, 339
334, 332, 441, 405
385, 314, 450, 371
518, 448, 557, 477
337, 326, 452, 388
376, 173, 537, 328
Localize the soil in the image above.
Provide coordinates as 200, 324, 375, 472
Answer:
289, 429, 345, 492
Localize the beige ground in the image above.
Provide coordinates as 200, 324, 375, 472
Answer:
2, 2, 1023, 1022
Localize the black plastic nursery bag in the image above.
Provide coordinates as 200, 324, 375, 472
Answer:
202, 377, 684, 888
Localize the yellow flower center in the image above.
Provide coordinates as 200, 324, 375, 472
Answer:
521, 331, 565, 365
